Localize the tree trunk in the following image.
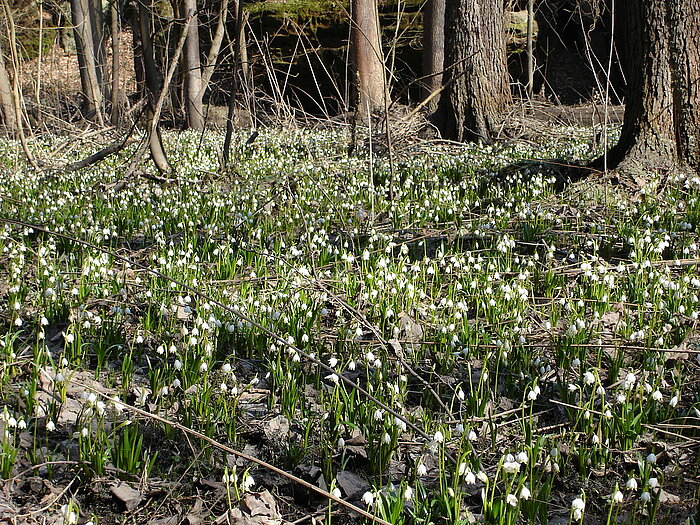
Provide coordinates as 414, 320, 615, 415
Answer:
70, 0, 105, 124
438, 0, 511, 143
0, 42, 17, 133
600, 0, 699, 175
604, 0, 675, 172
668, 1, 700, 170
421, 0, 445, 113
182, 0, 204, 130
201, 0, 229, 88
110, 0, 121, 126
351, 0, 386, 115
136, 0, 171, 173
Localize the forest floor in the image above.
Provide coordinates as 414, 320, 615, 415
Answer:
0, 125, 699, 524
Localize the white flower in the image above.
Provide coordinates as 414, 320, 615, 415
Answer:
242, 473, 255, 492
583, 371, 595, 385
468, 430, 477, 441
626, 477, 638, 491
646, 453, 657, 463
506, 493, 518, 506
640, 491, 651, 503
516, 451, 528, 464
416, 463, 427, 476
503, 461, 520, 474
651, 390, 663, 402
331, 487, 341, 498
222, 363, 232, 373
669, 395, 678, 407
612, 490, 623, 503
464, 471, 476, 484
648, 477, 659, 489
361, 491, 375, 507
46, 420, 56, 432
433, 430, 444, 443
571, 497, 585, 520
520, 486, 531, 500
404, 486, 413, 500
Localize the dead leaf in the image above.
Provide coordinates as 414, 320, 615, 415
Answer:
110, 482, 142, 511
398, 312, 423, 342
263, 415, 290, 443
658, 489, 681, 504
242, 490, 281, 520
388, 338, 405, 360
186, 497, 206, 525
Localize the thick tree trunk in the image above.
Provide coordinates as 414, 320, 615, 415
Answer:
421, 0, 445, 113
70, 0, 105, 124
668, 1, 700, 170
438, 0, 511, 143
0, 42, 16, 133
604, 0, 675, 172
182, 0, 204, 130
351, 0, 386, 115
600, 0, 699, 175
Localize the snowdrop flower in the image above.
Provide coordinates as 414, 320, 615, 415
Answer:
241, 473, 255, 492
646, 453, 657, 463
516, 451, 528, 464
404, 486, 413, 500
651, 390, 663, 402
331, 487, 341, 499
669, 395, 678, 407
520, 486, 531, 500
506, 493, 518, 506
464, 471, 476, 484
571, 498, 585, 520
583, 371, 595, 385
46, 420, 56, 432
640, 491, 651, 503
468, 430, 477, 441
416, 463, 427, 476
626, 477, 638, 491
612, 490, 623, 503
361, 491, 375, 507
222, 363, 232, 373
648, 477, 659, 489
433, 430, 444, 443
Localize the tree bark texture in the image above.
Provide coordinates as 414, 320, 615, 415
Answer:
110, 0, 121, 126
135, 0, 171, 173
0, 41, 17, 133
668, 1, 700, 170
605, 0, 675, 171
421, 0, 445, 113
70, 0, 105, 124
438, 0, 511, 143
182, 0, 204, 129
604, 0, 700, 174
351, 0, 386, 114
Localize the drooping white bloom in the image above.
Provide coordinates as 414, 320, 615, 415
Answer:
626, 477, 638, 491
612, 490, 623, 503
361, 491, 375, 507
571, 498, 585, 520
506, 493, 518, 506
520, 486, 531, 500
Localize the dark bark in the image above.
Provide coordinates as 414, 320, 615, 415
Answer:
603, 0, 675, 172
438, 0, 511, 143
421, 0, 445, 113
351, 0, 386, 114
668, 1, 700, 170
600, 0, 700, 175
